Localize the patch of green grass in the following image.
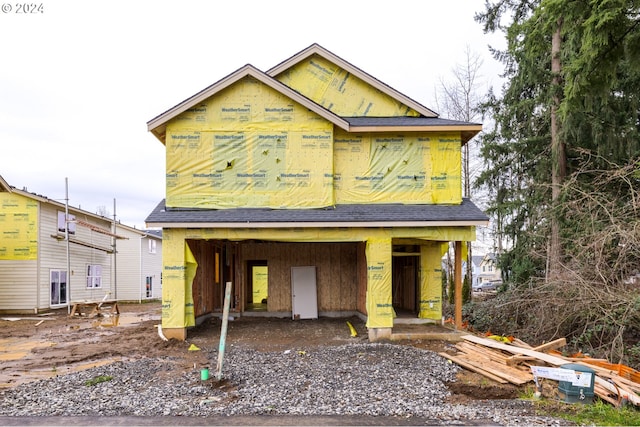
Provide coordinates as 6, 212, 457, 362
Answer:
537, 399, 640, 426
518, 385, 539, 400
84, 375, 113, 387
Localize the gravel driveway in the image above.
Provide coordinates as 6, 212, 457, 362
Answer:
0, 341, 573, 425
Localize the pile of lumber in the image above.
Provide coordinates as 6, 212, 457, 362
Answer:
440, 334, 640, 407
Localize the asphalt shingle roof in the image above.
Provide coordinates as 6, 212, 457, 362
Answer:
145, 199, 488, 225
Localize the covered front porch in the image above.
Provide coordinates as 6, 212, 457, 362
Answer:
158, 226, 472, 341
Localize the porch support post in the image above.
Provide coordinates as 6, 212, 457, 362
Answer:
454, 241, 463, 329
365, 237, 393, 341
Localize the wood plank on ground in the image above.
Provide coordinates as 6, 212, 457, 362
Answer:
505, 338, 567, 366
462, 335, 570, 366
444, 349, 531, 385
456, 342, 511, 364
459, 334, 640, 406
438, 352, 508, 384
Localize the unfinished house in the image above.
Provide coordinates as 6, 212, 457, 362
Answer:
146, 44, 488, 340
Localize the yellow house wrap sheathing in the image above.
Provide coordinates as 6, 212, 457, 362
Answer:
274, 54, 420, 117
0, 193, 38, 260
334, 129, 461, 204
165, 77, 334, 209
165, 77, 461, 209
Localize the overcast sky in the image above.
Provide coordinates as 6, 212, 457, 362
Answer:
0, 0, 504, 229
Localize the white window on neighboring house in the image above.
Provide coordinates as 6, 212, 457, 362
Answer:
148, 239, 156, 254
87, 264, 102, 288
50, 270, 68, 306
57, 211, 76, 234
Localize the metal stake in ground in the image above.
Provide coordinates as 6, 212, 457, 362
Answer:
216, 281, 232, 380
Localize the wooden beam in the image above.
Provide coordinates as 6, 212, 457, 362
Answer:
532, 337, 567, 352
506, 338, 567, 365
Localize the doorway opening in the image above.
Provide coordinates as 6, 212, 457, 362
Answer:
392, 247, 419, 318
246, 261, 268, 311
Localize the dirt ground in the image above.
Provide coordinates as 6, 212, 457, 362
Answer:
0, 301, 525, 404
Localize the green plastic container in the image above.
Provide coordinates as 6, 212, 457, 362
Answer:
200, 368, 209, 381
558, 363, 595, 404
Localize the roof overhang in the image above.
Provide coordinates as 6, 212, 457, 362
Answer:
343, 117, 482, 144
145, 220, 489, 229
348, 125, 482, 145
0, 175, 12, 192
145, 199, 490, 229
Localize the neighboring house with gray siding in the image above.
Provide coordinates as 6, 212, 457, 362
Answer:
0, 175, 161, 313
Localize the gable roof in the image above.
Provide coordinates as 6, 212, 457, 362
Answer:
146, 198, 489, 228
471, 255, 484, 266
0, 174, 11, 192
148, 44, 482, 145
0, 179, 10, 193
267, 43, 438, 119
147, 64, 350, 144
143, 229, 162, 239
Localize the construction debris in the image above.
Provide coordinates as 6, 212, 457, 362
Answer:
439, 333, 640, 407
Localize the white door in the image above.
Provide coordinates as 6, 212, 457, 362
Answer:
291, 266, 317, 319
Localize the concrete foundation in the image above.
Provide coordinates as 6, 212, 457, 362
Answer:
161, 327, 186, 341
368, 327, 392, 342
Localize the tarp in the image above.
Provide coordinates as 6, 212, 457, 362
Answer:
0, 193, 38, 260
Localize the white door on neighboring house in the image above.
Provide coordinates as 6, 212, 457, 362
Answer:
291, 266, 317, 320
50, 270, 68, 306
